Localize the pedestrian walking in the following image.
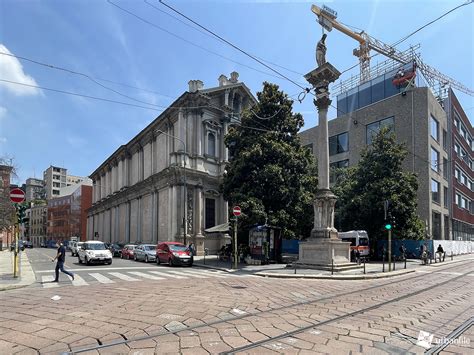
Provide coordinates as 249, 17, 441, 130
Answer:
187, 242, 195, 257
52, 242, 74, 282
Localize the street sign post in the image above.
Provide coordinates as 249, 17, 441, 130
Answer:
10, 188, 25, 204
233, 206, 241, 217
232, 206, 241, 269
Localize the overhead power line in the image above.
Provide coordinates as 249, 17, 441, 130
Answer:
143, 0, 304, 77
0, 51, 172, 109
107, 0, 295, 83
157, 0, 308, 91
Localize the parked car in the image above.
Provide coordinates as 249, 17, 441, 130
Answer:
156, 242, 193, 266
10, 241, 25, 251
70, 241, 84, 257
40, 241, 46, 248
109, 243, 125, 257
134, 244, 157, 263
77, 241, 112, 265
121, 244, 136, 260
24, 241, 33, 248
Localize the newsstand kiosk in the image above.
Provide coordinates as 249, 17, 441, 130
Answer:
248, 225, 282, 264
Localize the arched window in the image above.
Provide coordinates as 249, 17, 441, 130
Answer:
207, 132, 216, 157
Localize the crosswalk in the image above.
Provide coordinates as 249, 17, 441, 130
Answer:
39, 269, 247, 288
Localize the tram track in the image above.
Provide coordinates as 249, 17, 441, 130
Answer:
66, 259, 473, 354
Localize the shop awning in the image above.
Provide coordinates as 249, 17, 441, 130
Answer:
204, 222, 230, 234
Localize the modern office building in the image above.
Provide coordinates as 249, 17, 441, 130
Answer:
299, 60, 473, 240
43, 165, 91, 199
87, 73, 255, 255
25, 178, 45, 202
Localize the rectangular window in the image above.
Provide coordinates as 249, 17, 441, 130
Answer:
455, 168, 460, 180
444, 215, 449, 240
431, 147, 439, 172
431, 179, 440, 203
329, 132, 349, 156
53, 174, 60, 180
205, 198, 216, 229
329, 159, 349, 183
52, 190, 59, 195
430, 116, 439, 141
443, 186, 448, 208
207, 132, 216, 157
461, 173, 468, 186
454, 144, 460, 155
366, 116, 394, 145
443, 158, 448, 179
461, 197, 468, 209
456, 193, 461, 206
432, 212, 441, 239
442, 129, 447, 151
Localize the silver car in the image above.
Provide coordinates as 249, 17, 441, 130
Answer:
134, 244, 157, 263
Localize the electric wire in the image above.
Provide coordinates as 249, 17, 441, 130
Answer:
0, 51, 172, 109
107, 0, 292, 82
144, 0, 304, 77
157, 0, 308, 91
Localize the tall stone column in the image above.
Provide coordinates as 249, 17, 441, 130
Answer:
297, 63, 358, 270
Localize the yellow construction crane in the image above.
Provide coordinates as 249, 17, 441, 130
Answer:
311, 4, 473, 97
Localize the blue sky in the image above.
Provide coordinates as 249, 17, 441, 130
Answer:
1, 0, 473, 185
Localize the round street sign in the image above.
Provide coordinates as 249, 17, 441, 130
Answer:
233, 206, 241, 217
10, 188, 25, 203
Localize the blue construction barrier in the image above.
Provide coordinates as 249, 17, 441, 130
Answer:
282, 239, 300, 254
377, 239, 433, 259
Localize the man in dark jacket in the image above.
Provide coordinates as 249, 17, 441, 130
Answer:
52, 242, 74, 282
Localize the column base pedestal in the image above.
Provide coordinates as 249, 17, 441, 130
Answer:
295, 238, 361, 271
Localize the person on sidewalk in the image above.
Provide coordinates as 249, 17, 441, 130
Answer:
187, 242, 195, 257
436, 244, 445, 262
52, 242, 74, 282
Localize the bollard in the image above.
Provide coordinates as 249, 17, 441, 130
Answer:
331, 259, 334, 275
363, 258, 366, 274
294, 262, 297, 275
404, 255, 407, 269
393, 256, 396, 271
451, 251, 453, 261
382, 253, 385, 273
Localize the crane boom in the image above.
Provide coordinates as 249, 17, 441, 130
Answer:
311, 4, 473, 96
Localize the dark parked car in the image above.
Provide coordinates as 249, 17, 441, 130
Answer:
24, 241, 33, 248
109, 243, 125, 257
10, 241, 25, 251
40, 241, 46, 248
156, 242, 193, 266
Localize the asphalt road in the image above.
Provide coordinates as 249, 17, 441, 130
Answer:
0, 253, 472, 354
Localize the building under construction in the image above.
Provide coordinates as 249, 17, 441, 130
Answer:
300, 54, 473, 240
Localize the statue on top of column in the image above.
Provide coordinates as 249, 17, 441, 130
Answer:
316, 33, 327, 67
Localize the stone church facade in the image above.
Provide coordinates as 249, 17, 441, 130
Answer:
87, 73, 256, 255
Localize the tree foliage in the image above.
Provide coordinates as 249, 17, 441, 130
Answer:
223, 82, 317, 239
333, 128, 424, 243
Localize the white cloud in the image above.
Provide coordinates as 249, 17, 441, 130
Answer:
0, 106, 6, 120
0, 44, 41, 96
0, 137, 7, 144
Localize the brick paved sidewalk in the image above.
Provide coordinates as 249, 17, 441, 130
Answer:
0, 250, 36, 291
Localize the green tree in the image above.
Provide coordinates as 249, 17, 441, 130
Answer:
223, 82, 317, 239
333, 127, 424, 245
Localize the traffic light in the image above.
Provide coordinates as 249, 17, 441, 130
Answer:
385, 223, 392, 230
16, 204, 27, 224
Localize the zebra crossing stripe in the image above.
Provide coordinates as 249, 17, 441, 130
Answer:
72, 274, 88, 286
109, 272, 140, 281
128, 271, 164, 280
186, 270, 228, 278
167, 270, 208, 278
42, 275, 59, 288
148, 270, 187, 279
90, 273, 114, 284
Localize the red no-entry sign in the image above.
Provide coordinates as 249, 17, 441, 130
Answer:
233, 206, 241, 217
10, 188, 25, 203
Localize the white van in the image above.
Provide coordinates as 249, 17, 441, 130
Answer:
338, 230, 370, 257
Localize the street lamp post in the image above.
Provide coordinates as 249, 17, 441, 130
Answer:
156, 130, 187, 245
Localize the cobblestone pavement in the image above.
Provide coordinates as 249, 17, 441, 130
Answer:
0, 260, 472, 354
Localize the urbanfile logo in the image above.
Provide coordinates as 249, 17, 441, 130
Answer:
416, 330, 471, 349
417, 330, 434, 349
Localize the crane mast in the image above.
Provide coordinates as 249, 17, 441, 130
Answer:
311, 4, 473, 97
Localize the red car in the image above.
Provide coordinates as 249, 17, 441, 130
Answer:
156, 242, 193, 266
121, 244, 136, 260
